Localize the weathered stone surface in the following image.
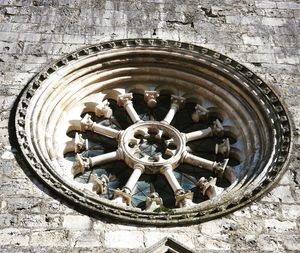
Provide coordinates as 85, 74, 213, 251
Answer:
104, 230, 144, 249
30, 229, 69, 247
0, 0, 299, 251
63, 215, 92, 230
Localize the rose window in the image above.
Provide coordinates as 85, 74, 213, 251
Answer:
16, 39, 292, 225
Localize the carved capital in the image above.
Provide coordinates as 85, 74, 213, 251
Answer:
175, 190, 194, 208
74, 133, 88, 153
170, 95, 185, 110
117, 93, 133, 107
197, 177, 217, 198
211, 119, 224, 137
144, 91, 160, 108
113, 188, 132, 206
145, 192, 163, 211
215, 138, 230, 157
72, 154, 90, 176
192, 104, 209, 122
213, 158, 229, 177
95, 100, 113, 118
91, 174, 109, 194
80, 114, 94, 131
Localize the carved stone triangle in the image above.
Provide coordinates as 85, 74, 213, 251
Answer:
144, 237, 195, 253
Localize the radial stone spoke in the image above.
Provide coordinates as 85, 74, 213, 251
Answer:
123, 164, 144, 193
185, 127, 213, 142
160, 165, 195, 208
162, 95, 185, 124
185, 119, 224, 142
160, 165, 183, 193
117, 93, 141, 123
72, 149, 123, 176
112, 164, 145, 206
89, 149, 123, 167
81, 114, 121, 139
183, 152, 229, 177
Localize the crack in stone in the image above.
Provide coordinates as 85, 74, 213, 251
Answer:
166, 20, 194, 28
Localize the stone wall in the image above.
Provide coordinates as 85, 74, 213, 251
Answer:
0, 0, 299, 252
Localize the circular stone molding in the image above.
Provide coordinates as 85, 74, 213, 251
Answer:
15, 39, 292, 225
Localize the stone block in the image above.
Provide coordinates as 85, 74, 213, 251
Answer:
18, 32, 41, 42
282, 235, 300, 251
63, 215, 92, 230
195, 234, 231, 251
225, 16, 241, 24
104, 230, 144, 249
6, 197, 42, 213
200, 218, 238, 235
63, 34, 85, 44
242, 35, 264, 45
1, 178, 33, 195
246, 53, 276, 63
262, 17, 287, 26
69, 231, 102, 247
264, 219, 296, 233
250, 202, 281, 218
282, 204, 300, 219
0, 213, 18, 227
261, 185, 295, 203
257, 235, 285, 252
46, 199, 74, 214
241, 16, 262, 25
18, 214, 61, 228
0, 228, 30, 246
276, 54, 299, 65
30, 230, 69, 247
277, 2, 300, 9
232, 206, 252, 218
0, 31, 19, 42
255, 1, 276, 9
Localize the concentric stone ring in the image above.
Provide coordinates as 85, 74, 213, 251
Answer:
15, 39, 292, 225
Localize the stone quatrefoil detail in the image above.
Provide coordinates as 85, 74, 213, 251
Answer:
70, 92, 234, 210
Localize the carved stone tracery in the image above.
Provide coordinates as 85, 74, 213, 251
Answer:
15, 39, 292, 225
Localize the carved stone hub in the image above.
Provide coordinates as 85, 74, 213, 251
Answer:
120, 121, 185, 174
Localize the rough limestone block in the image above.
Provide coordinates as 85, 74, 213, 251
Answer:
282, 204, 300, 219
264, 219, 296, 233
104, 230, 144, 249
63, 215, 92, 230
68, 231, 102, 247
242, 35, 264, 45
30, 230, 69, 247
0, 228, 30, 246
255, 1, 277, 9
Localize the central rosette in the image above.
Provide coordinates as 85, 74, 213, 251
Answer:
120, 121, 186, 174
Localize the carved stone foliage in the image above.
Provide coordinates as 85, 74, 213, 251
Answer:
15, 39, 292, 225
